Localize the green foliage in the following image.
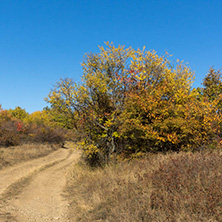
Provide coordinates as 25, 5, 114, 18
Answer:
202, 67, 222, 144
202, 67, 222, 115
203, 67, 222, 101
45, 78, 80, 129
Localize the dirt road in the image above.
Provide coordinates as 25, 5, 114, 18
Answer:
0, 145, 81, 222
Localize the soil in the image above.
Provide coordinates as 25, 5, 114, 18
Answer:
0, 144, 81, 222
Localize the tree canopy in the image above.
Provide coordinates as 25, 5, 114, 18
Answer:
46, 43, 222, 165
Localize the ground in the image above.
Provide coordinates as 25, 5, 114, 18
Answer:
0, 143, 80, 222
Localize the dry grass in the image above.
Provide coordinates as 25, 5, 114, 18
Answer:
66, 150, 222, 222
0, 143, 59, 170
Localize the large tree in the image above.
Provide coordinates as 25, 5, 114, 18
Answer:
46, 43, 222, 165
46, 43, 133, 164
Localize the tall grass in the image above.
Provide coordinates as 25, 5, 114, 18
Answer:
0, 144, 59, 170
66, 150, 222, 222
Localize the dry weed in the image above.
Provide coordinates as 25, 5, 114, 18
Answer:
0, 143, 58, 170
66, 151, 222, 222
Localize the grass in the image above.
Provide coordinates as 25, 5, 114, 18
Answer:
0, 143, 59, 170
66, 150, 222, 222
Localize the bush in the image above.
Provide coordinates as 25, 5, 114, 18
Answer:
150, 151, 222, 221
0, 120, 22, 146
0, 109, 67, 147
32, 125, 66, 145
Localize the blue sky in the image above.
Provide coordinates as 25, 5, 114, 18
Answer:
0, 0, 221, 113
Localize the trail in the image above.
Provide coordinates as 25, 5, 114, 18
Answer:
0, 145, 81, 222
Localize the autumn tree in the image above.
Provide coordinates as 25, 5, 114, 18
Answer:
118, 50, 197, 154
46, 43, 134, 164
203, 68, 222, 99
203, 67, 222, 112
202, 67, 222, 143
120, 63, 222, 155
8, 106, 29, 120
46, 43, 222, 165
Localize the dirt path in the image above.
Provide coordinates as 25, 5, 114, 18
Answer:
0, 145, 81, 222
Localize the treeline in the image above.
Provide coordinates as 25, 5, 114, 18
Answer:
45, 43, 221, 166
1, 43, 221, 165
0, 106, 67, 147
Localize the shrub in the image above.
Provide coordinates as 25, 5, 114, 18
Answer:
150, 151, 222, 221
32, 125, 66, 145
0, 108, 67, 147
0, 120, 23, 146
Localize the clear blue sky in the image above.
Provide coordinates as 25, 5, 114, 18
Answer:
0, 0, 221, 113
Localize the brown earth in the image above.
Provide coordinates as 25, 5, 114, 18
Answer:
0, 143, 81, 222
